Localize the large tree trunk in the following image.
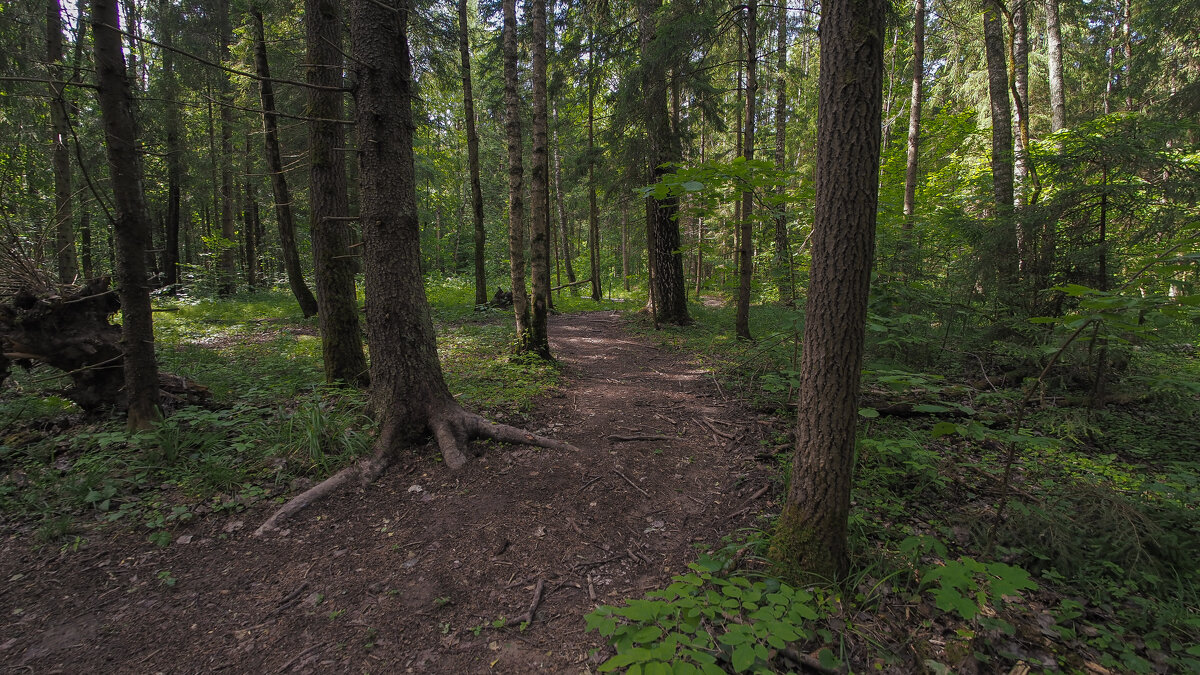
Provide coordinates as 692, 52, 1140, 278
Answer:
257, 0, 573, 536
216, 0, 237, 296
502, 0, 532, 350
772, 4, 792, 305
1046, 0, 1066, 132
639, 0, 690, 325
47, 0, 78, 284
302, 0, 368, 386
458, 0, 488, 307
983, 0, 1017, 292
771, 0, 884, 581
252, 10, 319, 317
92, 0, 161, 430
528, 0, 552, 358
735, 0, 757, 341
901, 0, 924, 277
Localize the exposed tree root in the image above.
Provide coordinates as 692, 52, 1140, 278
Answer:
255, 406, 578, 535
430, 405, 578, 469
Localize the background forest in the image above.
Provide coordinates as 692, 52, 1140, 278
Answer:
1, 0, 1199, 672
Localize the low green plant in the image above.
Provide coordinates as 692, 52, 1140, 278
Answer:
902, 537, 1037, 622
585, 560, 832, 674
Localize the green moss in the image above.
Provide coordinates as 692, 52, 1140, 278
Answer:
770, 502, 847, 582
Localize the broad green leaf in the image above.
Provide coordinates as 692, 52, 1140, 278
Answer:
731, 643, 756, 672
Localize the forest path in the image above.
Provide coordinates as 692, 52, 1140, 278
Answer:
1, 311, 776, 674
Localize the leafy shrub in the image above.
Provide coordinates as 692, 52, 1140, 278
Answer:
585, 560, 833, 674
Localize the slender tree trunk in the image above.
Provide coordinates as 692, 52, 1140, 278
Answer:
734, 37, 743, 279
1006, 2, 1040, 294
301, 0, 368, 386
502, 0, 532, 350
983, 0, 1017, 292
639, 0, 690, 324
528, 0, 552, 358
80, 207, 93, 279
549, 7, 576, 295
587, 24, 601, 302
552, 128, 575, 287
242, 132, 257, 290
621, 198, 630, 292
735, 0, 757, 341
1012, 1, 1029, 207
457, 0, 488, 306
1122, 0, 1133, 111
92, 0, 161, 430
771, 0, 885, 581
48, 0, 78, 284
160, 0, 181, 290
217, 0, 237, 295
901, 0, 924, 278
1046, 0, 1066, 132
252, 10, 319, 316
773, 3, 791, 305
697, 129, 706, 297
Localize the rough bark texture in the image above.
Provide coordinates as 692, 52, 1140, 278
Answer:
258, 0, 575, 535
47, 0, 78, 284
1046, 0, 1066, 132
772, 4, 792, 305
91, 0, 161, 430
770, 0, 884, 580
735, 1, 757, 341
252, 10, 319, 317
639, 0, 690, 325
902, 0, 924, 236
458, 0, 488, 307
217, 0, 237, 296
983, 1, 1017, 290
502, 0, 532, 350
303, 0, 368, 387
529, 0, 553, 359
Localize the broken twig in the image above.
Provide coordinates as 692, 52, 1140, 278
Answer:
518, 578, 546, 625
613, 469, 651, 497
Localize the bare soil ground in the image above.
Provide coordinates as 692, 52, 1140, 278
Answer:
1, 311, 779, 674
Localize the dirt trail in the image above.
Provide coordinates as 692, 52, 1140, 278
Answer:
0, 312, 776, 673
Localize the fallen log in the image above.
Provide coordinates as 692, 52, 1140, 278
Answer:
0, 278, 208, 411
551, 278, 591, 292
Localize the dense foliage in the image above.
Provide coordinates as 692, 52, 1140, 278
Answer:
1, 0, 1198, 670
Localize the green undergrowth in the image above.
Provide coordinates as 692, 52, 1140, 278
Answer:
0, 283, 571, 547
593, 290, 1200, 672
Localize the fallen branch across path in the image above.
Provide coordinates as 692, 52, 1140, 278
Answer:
607, 433, 673, 442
